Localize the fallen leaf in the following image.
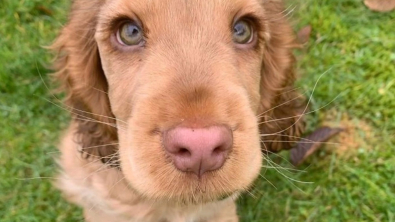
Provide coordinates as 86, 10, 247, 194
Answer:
297, 25, 312, 44
290, 127, 343, 166
364, 0, 395, 12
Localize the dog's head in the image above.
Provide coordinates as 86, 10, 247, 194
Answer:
53, 0, 304, 204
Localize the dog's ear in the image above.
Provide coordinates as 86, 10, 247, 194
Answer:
51, 0, 118, 164
258, 0, 305, 152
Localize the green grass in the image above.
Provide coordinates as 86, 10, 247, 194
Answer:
0, 0, 394, 221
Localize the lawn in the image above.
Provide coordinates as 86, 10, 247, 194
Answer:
0, 0, 394, 221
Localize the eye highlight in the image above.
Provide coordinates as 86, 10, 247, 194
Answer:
116, 22, 144, 46
232, 20, 254, 45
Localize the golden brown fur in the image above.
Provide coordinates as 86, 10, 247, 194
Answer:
53, 0, 304, 221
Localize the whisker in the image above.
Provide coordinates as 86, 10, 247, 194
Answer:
46, 151, 61, 155
268, 4, 297, 22
260, 68, 334, 136
262, 155, 300, 174
79, 150, 120, 167
244, 188, 257, 199
261, 165, 307, 173
261, 140, 339, 145
38, 95, 122, 131
261, 146, 309, 172
259, 173, 277, 189
257, 89, 306, 119
37, 67, 127, 124
261, 134, 339, 144
78, 150, 120, 159
74, 117, 123, 131
81, 163, 116, 183
264, 158, 311, 184
78, 143, 120, 150
259, 92, 342, 127
261, 143, 311, 193
15, 177, 58, 181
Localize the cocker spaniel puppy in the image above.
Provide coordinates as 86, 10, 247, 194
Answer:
52, 0, 304, 221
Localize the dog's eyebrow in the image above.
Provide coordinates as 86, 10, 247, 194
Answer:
233, 2, 265, 19
232, 2, 266, 28
97, 13, 144, 34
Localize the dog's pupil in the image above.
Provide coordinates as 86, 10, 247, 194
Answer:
127, 25, 139, 37
234, 24, 246, 36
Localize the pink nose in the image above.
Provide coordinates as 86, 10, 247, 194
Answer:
163, 125, 233, 176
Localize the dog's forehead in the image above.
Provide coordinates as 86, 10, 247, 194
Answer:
102, 0, 264, 32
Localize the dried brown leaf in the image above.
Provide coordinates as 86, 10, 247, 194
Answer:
297, 25, 312, 44
290, 127, 343, 166
364, 0, 395, 12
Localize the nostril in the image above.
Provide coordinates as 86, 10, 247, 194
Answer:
212, 146, 223, 155
177, 147, 191, 157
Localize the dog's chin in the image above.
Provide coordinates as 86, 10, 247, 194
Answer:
163, 172, 241, 205
120, 159, 254, 205
173, 191, 239, 205
138, 184, 239, 206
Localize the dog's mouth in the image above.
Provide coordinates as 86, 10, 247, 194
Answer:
119, 127, 262, 205
116, 86, 263, 204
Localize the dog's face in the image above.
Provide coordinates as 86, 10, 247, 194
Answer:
55, 0, 303, 205
95, 0, 264, 203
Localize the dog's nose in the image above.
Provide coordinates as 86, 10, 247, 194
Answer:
163, 125, 233, 176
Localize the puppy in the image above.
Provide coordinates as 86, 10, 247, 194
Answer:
52, 0, 304, 221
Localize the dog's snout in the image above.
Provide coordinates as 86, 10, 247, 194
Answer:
163, 125, 232, 176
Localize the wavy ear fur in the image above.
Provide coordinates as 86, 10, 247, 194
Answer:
259, 0, 305, 152
52, 0, 118, 164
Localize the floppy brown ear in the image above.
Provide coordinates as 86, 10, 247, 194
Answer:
51, 0, 118, 164
258, 0, 305, 153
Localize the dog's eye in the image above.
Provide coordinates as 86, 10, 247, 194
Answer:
232, 20, 253, 44
117, 22, 143, 46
